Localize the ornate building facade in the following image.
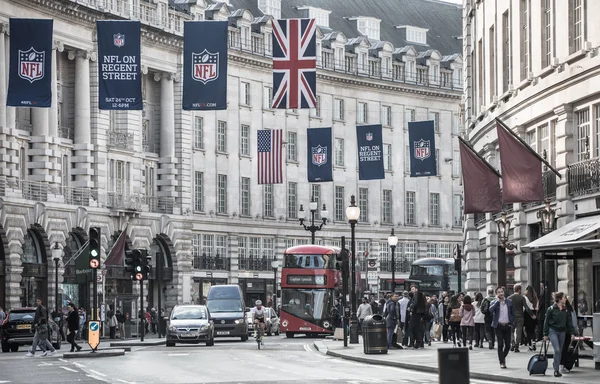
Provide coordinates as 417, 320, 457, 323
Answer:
0, 0, 463, 315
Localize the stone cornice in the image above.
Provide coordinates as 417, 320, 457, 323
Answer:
68, 49, 97, 62
0, 22, 8, 34
153, 72, 181, 82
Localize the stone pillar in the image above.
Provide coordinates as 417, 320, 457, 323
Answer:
47, 41, 64, 193
69, 50, 94, 188
5, 234, 24, 310
4, 28, 15, 130
464, 214, 484, 293
155, 72, 178, 198
0, 23, 7, 128
229, 234, 239, 285
512, 203, 529, 285
1, 27, 21, 189
483, 145, 500, 288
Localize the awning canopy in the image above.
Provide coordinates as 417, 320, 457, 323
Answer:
521, 215, 600, 252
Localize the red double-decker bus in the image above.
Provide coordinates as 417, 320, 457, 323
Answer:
279, 245, 341, 338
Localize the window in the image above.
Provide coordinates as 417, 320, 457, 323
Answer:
217, 174, 227, 214
241, 177, 250, 216
417, 68, 428, 84
382, 105, 392, 126
405, 108, 415, 128
542, 0, 552, 68
215, 235, 227, 257
520, 0, 529, 81
334, 99, 344, 120
489, 25, 496, 99
439, 243, 452, 258
311, 184, 321, 219
538, 123, 550, 160
263, 86, 273, 109
258, 0, 281, 19
382, 189, 392, 224
502, 11, 511, 92
453, 194, 463, 227
571, 0, 584, 53
345, 56, 356, 73
263, 184, 274, 218
383, 144, 392, 171
335, 138, 344, 166
287, 131, 297, 161
108, 160, 130, 195
429, 193, 440, 226
322, 51, 333, 68
241, 81, 250, 106
368, 60, 380, 77
430, 111, 440, 133
356, 17, 381, 40
404, 242, 417, 266
358, 102, 367, 123
577, 108, 590, 161
405, 191, 416, 225
405, 27, 428, 45
452, 113, 459, 135
310, 95, 321, 117
452, 150, 460, 177
427, 243, 438, 258
194, 116, 204, 149
240, 124, 250, 156
334, 186, 345, 221
217, 121, 227, 153
194, 171, 204, 212
299, 7, 330, 28
288, 182, 297, 219
252, 35, 264, 54
358, 188, 368, 223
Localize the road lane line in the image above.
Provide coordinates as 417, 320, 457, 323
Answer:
167, 353, 189, 356
72, 362, 86, 368
58, 358, 69, 363
88, 369, 107, 377
60, 366, 78, 373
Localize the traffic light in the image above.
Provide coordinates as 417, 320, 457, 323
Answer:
125, 249, 143, 281
89, 227, 101, 269
336, 248, 349, 274
139, 249, 151, 281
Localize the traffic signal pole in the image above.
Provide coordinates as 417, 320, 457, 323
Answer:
341, 236, 348, 348
140, 278, 144, 342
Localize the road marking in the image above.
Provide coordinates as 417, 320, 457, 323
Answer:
60, 366, 78, 373
58, 358, 69, 363
72, 362, 86, 368
37, 362, 53, 366
88, 369, 107, 377
115, 380, 136, 384
0, 381, 12, 383
167, 353, 189, 356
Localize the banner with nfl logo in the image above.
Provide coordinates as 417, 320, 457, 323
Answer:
7, 19, 53, 107
183, 21, 228, 110
97, 20, 142, 110
408, 120, 437, 177
356, 125, 385, 181
307, 127, 332, 182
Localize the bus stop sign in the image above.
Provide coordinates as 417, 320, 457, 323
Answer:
88, 321, 101, 351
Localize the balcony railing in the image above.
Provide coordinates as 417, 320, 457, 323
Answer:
22, 180, 49, 202
59, 126, 75, 140
523, 170, 558, 209
192, 255, 230, 271
105, 192, 143, 211
146, 196, 175, 214
238, 256, 272, 271
107, 130, 134, 151
62, 186, 92, 207
568, 158, 600, 197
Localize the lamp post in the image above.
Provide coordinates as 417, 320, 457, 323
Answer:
52, 242, 62, 315
271, 258, 278, 314
298, 197, 328, 244
496, 212, 515, 290
387, 229, 398, 293
537, 199, 557, 235
345, 195, 360, 344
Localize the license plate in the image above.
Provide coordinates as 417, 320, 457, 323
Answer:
299, 327, 311, 331
17, 324, 31, 330
184, 333, 197, 337
217, 331, 230, 335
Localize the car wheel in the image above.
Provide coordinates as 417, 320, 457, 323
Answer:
10, 344, 18, 352
1, 343, 9, 353
241, 334, 248, 342
286, 332, 294, 339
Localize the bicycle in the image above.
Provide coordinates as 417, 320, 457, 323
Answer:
253, 321, 265, 349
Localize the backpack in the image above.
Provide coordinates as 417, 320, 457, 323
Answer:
449, 308, 461, 323
481, 299, 491, 316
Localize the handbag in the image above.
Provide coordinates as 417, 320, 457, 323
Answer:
433, 323, 442, 339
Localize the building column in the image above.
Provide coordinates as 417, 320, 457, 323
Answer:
47, 41, 64, 193
155, 72, 178, 198
229, 234, 239, 285
69, 50, 94, 188
483, 145, 499, 288
0, 23, 7, 128
464, 215, 485, 293
5, 237, 25, 310
1, 26, 21, 189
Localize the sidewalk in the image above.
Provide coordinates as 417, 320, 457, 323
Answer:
313, 339, 598, 384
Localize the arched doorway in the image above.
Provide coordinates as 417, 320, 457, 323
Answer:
104, 231, 134, 319
62, 229, 87, 311
0, 225, 8, 310
21, 225, 49, 307
148, 235, 174, 311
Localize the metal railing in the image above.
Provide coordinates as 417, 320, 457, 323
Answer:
22, 180, 49, 202
568, 158, 600, 197
107, 130, 135, 151
105, 192, 143, 211
61, 186, 93, 207
474, 213, 486, 226
146, 196, 175, 214
238, 256, 272, 271
192, 255, 230, 271
59, 126, 75, 140
379, 259, 411, 273
522, 170, 558, 209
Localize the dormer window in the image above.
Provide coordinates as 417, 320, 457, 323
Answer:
396, 26, 429, 45
297, 6, 331, 28
351, 17, 381, 41
258, 0, 281, 19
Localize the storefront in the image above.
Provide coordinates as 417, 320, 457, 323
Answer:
238, 278, 275, 308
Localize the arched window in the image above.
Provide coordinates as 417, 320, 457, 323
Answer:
23, 230, 43, 264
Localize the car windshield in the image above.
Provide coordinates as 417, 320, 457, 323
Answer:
8, 312, 35, 321
206, 299, 243, 313
284, 254, 335, 269
171, 307, 207, 320
281, 289, 332, 323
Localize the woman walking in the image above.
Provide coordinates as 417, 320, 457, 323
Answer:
524, 285, 538, 351
473, 292, 486, 348
543, 292, 575, 378
460, 295, 475, 350
446, 295, 462, 347
559, 298, 578, 373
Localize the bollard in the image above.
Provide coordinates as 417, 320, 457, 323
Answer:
438, 348, 469, 384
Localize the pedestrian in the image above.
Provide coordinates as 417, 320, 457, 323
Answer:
489, 287, 514, 369
543, 292, 575, 378
369, 295, 379, 315
408, 284, 426, 349
35, 317, 54, 357
524, 286, 538, 351
508, 284, 532, 353
536, 282, 547, 342
559, 298, 578, 374
446, 294, 461, 347
384, 292, 400, 349
377, 298, 386, 316
459, 295, 475, 350
398, 291, 410, 346
473, 292, 486, 348
108, 310, 118, 339
25, 298, 56, 357
437, 296, 449, 343
482, 286, 495, 349
357, 297, 373, 332
423, 298, 436, 346
115, 308, 125, 339
150, 308, 158, 334
0, 306, 6, 325
78, 308, 86, 340
66, 303, 82, 352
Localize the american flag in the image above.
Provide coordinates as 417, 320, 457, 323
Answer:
257, 129, 283, 184
272, 18, 317, 109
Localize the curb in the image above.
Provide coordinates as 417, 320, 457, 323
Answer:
313, 341, 557, 384
62, 349, 126, 359
109, 340, 165, 347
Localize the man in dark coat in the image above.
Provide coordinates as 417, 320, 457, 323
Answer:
385, 293, 400, 349
408, 285, 426, 349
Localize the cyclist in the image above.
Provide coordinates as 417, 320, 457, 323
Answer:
251, 300, 266, 344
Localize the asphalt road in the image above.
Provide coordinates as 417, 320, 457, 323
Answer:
0, 336, 507, 384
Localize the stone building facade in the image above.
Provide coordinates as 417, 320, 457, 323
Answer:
0, 0, 463, 314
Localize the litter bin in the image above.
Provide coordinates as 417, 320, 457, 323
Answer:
124, 319, 132, 338
362, 314, 388, 354
438, 348, 469, 384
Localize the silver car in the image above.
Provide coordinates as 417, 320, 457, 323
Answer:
166, 305, 214, 347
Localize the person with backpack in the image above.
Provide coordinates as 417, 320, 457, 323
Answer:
482, 286, 495, 349
460, 295, 475, 350
446, 294, 462, 347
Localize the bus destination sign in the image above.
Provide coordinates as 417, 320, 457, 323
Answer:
287, 275, 327, 285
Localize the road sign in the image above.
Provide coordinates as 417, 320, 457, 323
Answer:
135, 272, 143, 281
368, 259, 377, 268
96, 274, 103, 283
88, 321, 100, 350
367, 270, 378, 285
89, 259, 99, 269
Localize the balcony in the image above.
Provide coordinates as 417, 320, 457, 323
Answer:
146, 196, 175, 214
62, 186, 92, 207
568, 158, 600, 197
105, 193, 143, 211
522, 170, 558, 209
22, 180, 49, 202
238, 256, 272, 271
192, 254, 230, 271
59, 126, 75, 140
107, 130, 134, 151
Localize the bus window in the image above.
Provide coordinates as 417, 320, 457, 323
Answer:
410, 265, 444, 276
284, 254, 335, 269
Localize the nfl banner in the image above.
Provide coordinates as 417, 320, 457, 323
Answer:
97, 20, 142, 110
356, 125, 385, 181
7, 19, 53, 107
307, 127, 333, 182
408, 120, 437, 177
183, 21, 228, 110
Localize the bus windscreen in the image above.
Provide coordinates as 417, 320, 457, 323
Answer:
284, 254, 335, 269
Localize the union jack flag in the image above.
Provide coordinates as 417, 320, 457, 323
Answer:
272, 18, 317, 109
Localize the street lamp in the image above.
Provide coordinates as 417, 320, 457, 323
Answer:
52, 242, 62, 315
537, 199, 557, 234
387, 229, 398, 293
271, 258, 279, 314
497, 212, 516, 250
298, 197, 328, 244
345, 195, 360, 344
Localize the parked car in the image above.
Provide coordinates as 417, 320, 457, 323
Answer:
1, 308, 61, 353
166, 305, 214, 347
245, 307, 280, 336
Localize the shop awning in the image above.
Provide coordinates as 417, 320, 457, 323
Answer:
521, 215, 600, 252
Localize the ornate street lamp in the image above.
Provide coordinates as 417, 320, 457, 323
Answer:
298, 197, 328, 244
497, 212, 516, 250
345, 195, 360, 344
537, 199, 557, 235
51, 242, 62, 315
387, 229, 398, 293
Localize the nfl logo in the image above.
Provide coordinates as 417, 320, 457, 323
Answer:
18, 48, 45, 83
414, 139, 431, 160
113, 34, 125, 47
366, 133, 373, 141
312, 145, 327, 167
192, 50, 219, 84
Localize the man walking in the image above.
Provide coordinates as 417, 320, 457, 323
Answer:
398, 291, 410, 346
66, 303, 82, 352
509, 284, 532, 352
408, 284, 426, 349
25, 298, 56, 357
384, 293, 400, 349
357, 297, 373, 332
489, 287, 515, 369
482, 287, 495, 349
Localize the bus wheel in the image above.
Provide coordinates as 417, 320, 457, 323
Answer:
286, 332, 294, 339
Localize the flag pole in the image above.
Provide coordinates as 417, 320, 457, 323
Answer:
495, 118, 562, 179
458, 136, 502, 178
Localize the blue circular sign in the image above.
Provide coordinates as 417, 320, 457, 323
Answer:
90, 322, 99, 332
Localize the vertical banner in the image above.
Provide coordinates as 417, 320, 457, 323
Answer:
97, 20, 142, 110
408, 120, 437, 177
7, 18, 53, 107
307, 127, 333, 182
356, 125, 384, 181
183, 21, 228, 110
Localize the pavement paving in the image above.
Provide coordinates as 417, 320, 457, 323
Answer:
314, 338, 599, 384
